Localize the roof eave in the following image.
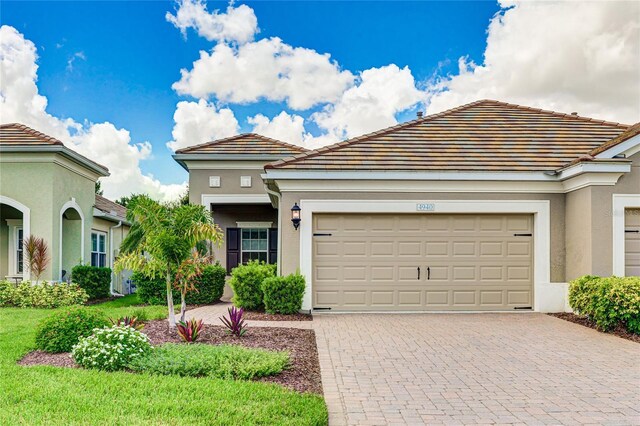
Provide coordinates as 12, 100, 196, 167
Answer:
0, 145, 110, 177
173, 153, 291, 170
92, 208, 130, 225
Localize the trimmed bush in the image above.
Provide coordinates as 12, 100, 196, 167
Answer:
261, 273, 306, 314
35, 306, 110, 353
568, 275, 640, 334
0, 281, 88, 308
128, 343, 288, 380
71, 265, 112, 300
133, 263, 226, 306
72, 325, 151, 371
229, 261, 276, 311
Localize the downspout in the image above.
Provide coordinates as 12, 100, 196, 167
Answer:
109, 221, 123, 296
264, 185, 282, 276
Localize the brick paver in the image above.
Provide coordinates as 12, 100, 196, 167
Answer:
313, 313, 640, 425
188, 305, 640, 425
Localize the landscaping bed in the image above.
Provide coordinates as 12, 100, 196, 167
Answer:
19, 320, 323, 394
548, 313, 640, 343
243, 311, 312, 321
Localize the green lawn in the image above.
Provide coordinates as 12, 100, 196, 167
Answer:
0, 298, 327, 425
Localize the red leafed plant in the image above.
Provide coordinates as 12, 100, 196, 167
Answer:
24, 235, 50, 283
176, 318, 204, 342
220, 306, 247, 337
109, 316, 144, 331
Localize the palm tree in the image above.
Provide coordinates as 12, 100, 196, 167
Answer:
115, 195, 223, 327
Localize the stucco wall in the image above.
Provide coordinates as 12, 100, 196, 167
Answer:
565, 187, 592, 280
0, 222, 8, 278
189, 168, 268, 204
278, 191, 567, 283
0, 153, 98, 281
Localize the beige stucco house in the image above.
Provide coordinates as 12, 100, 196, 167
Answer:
176, 100, 640, 313
0, 123, 132, 294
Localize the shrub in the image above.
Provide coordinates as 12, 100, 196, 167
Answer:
261, 273, 306, 314
35, 306, 110, 353
71, 265, 112, 300
220, 306, 247, 337
229, 261, 276, 310
72, 325, 151, 371
568, 275, 640, 334
176, 318, 204, 342
109, 316, 144, 330
133, 263, 226, 306
128, 343, 289, 380
0, 281, 88, 308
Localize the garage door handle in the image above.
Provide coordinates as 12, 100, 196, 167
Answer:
626, 230, 640, 233
427, 267, 430, 280
417, 267, 420, 280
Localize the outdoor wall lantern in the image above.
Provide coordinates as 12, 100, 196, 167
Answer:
291, 203, 301, 230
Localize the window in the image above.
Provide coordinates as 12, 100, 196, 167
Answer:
241, 228, 268, 263
209, 176, 220, 187
240, 176, 252, 187
16, 228, 23, 274
91, 232, 107, 267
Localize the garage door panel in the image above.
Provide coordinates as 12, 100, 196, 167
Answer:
313, 213, 533, 311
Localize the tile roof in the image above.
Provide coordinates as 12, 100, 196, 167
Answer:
0, 123, 64, 145
94, 194, 127, 221
175, 133, 308, 156
265, 100, 631, 172
589, 122, 640, 156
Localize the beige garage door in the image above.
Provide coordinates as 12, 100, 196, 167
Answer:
312, 213, 534, 311
626, 208, 640, 277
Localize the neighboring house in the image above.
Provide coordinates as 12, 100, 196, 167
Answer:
0, 123, 132, 294
176, 100, 640, 313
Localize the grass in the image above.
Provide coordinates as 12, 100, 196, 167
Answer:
0, 301, 327, 425
129, 343, 290, 380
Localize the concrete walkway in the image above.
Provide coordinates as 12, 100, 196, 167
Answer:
188, 305, 640, 425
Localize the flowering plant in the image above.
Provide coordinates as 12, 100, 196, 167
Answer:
72, 325, 151, 371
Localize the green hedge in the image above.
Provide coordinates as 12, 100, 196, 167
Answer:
72, 265, 112, 300
229, 261, 276, 311
35, 306, 110, 353
0, 281, 88, 308
133, 263, 226, 306
568, 275, 640, 334
261, 273, 306, 314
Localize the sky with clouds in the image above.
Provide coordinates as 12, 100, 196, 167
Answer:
1, 1, 638, 201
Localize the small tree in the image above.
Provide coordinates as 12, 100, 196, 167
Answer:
115, 195, 222, 327
173, 250, 211, 322
24, 235, 50, 283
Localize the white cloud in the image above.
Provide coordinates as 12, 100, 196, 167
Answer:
0, 25, 185, 202
173, 37, 355, 110
167, 99, 239, 151
427, 1, 640, 124
248, 111, 310, 146
66, 51, 86, 72
166, 0, 258, 44
312, 64, 425, 140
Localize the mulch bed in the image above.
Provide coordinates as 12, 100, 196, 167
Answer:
548, 313, 640, 343
243, 311, 312, 321
18, 320, 323, 395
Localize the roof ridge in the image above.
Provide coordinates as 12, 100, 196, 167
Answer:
0, 122, 64, 145
175, 132, 308, 154
265, 99, 488, 169
475, 99, 630, 128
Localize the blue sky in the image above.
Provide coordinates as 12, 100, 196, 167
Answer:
2, 1, 637, 200
2, 1, 498, 185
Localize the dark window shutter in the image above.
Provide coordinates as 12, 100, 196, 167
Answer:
226, 228, 240, 273
268, 228, 278, 265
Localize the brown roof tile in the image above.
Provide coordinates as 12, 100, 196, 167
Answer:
94, 195, 127, 220
589, 122, 640, 156
175, 133, 308, 156
266, 100, 630, 172
0, 123, 64, 146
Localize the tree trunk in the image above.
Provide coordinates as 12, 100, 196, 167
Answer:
166, 271, 176, 328
179, 292, 187, 323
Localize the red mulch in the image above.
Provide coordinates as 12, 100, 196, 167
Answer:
18, 320, 322, 395
243, 311, 312, 321
548, 313, 640, 343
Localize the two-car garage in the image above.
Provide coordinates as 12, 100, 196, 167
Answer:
312, 213, 534, 311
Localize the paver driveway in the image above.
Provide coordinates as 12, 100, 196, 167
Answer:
313, 313, 640, 425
